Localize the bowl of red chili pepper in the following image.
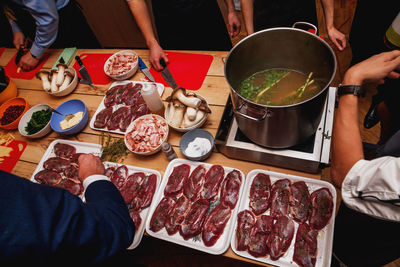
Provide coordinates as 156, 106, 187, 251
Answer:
0, 97, 29, 130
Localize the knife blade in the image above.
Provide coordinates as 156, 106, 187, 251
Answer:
160, 58, 177, 89
75, 55, 94, 87
138, 56, 155, 82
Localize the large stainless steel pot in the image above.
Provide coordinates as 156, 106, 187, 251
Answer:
224, 27, 336, 148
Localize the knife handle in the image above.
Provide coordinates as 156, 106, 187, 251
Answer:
75, 55, 83, 66
138, 56, 146, 70
160, 58, 167, 68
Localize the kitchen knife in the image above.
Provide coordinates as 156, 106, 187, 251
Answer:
138, 56, 155, 82
160, 58, 177, 89
75, 55, 95, 87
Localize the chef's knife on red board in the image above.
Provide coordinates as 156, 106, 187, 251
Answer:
160, 58, 177, 89
75, 55, 95, 88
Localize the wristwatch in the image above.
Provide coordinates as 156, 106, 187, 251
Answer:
337, 84, 365, 97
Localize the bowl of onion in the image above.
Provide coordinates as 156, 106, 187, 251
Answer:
124, 114, 169, 155
104, 50, 139, 81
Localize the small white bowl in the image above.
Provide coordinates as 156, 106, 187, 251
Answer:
47, 67, 78, 97
164, 94, 209, 132
104, 50, 139, 81
18, 104, 52, 138
180, 129, 214, 161
124, 114, 169, 155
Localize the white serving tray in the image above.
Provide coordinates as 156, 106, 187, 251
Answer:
230, 169, 337, 267
145, 158, 246, 255
90, 80, 165, 135
103, 161, 162, 250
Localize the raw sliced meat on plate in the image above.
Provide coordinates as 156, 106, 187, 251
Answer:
69, 153, 84, 166
165, 194, 191, 235
130, 209, 142, 233
293, 222, 318, 267
269, 178, 291, 219
201, 165, 225, 202
110, 165, 129, 189
43, 157, 71, 173
120, 172, 146, 205
290, 181, 312, 224
54, 143, 76, 159
104, 85, 121, 108
121, 83, 142, 106
130, 104, 150, 122
164, 164, 191, 196
182, 164, 206, 201
34, 169, 62, 186
179, 198, 209, 240
104, 166, 115, 178
133, 173, 157, 210
94, 107, 113, 129
60, 178, 84, 196
247, 214, 274, 258
267, 215, 295, 261
249, 173, 271, 215
309, 187, 334, 230
220, 169, 242, 209
107, 106, 130, 131
202, 203, 232, 247
235, 209, 256, 251
114, 84, 127, 105
149, 196, 177, 233
64, 164, 79, 180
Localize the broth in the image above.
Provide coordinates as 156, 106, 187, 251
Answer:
239, 68, 321, 105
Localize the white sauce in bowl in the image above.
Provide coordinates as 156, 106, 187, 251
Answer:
185, 137, 212, 158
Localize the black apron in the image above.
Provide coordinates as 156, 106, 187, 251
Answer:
151, 0, 232, 51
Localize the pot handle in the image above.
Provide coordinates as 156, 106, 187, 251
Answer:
233, 102, 269, 121
292, 22, 318, 35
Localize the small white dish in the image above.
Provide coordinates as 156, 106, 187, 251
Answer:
18, 104, 52, 138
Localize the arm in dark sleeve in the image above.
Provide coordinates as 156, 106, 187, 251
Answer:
0, 171, 135, 265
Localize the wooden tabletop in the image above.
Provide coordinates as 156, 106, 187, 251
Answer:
1, 48, 322, 266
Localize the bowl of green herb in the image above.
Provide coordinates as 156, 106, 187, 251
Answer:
18, 104, 52, 138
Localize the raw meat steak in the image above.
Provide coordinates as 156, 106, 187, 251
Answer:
114, 84, 126, 105
133, 173, 157, 210
149, 196, 177, 232
309, 187, 334, 230
268, 215, 295, 261
69, 153, 84, 166
43, 157, 71, 173
107, 106, 130, 131
202, 203, 232, 247
129, 209, 142, 233
53, 143, 76, 159
165, 195, 191, 235
130, 104, 150, 122
220, 169, 242, 209
179, 198, 209, 240
34, 170, 62, 186
247, 215, 274, 258
235, 210, 255, 251
183, 164, 206, 201
61, 178, 83, 196
110, 165, 129, 189
104, 166, 115, 178
164, 164, 191, 196
64, 164, 79, 180
201, 165, 225, 201
290, 181, 312, 224
121, 83, 142, 106
269, 178, 291, 218
249, 173, 271, 215
94, 107, 113, 129
293, 222, 318, 267
120, 172, 146, 205
104, 85, 120, 107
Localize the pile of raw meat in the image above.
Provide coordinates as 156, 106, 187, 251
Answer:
94, 82, 150, 132
105, 51, 137, 76
34, 143, 84, 196
149, 163, 242, 247
235, 173, 334, 267
105, 164, 157, 232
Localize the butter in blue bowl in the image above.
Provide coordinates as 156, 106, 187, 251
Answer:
50, 99, 89, 135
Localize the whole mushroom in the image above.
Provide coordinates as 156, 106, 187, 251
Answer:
36, 70, 51, 92
59, 70, 74, 91
50, 69, 59, 93
56, 63, 68, 87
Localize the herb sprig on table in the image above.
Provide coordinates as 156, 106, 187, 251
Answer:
99, 132, 128, 163
25, 109, 52, 135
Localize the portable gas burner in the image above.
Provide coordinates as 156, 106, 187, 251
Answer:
215, 87, 336, 173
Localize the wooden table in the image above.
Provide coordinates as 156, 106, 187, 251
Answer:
1, 48, 323, 266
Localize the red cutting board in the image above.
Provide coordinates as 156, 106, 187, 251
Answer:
0, 47, 5, 58
72, 53, 113, 85
4, 52, 50, 80
0, 140, 27, 173
149, 52, 213, 91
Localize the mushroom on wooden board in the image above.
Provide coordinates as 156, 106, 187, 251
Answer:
35, 70, 51, 91
56, 63, 68, 86
59, 70, 74, 91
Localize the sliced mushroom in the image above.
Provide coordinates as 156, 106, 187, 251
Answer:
50, 70, 59, 93
56, 63, 68, 87
59, 70, 74, 91
166, 87, 201, 109
35, 70, 51, 91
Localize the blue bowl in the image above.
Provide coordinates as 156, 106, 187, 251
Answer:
50, 99, 89, 135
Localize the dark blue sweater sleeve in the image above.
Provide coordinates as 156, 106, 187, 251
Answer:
0, 171, 135, 265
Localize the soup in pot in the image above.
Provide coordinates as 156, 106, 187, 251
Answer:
239, 68, 321, 106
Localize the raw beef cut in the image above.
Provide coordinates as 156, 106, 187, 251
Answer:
269, 178, 291, 218
133, 173, 157, 210
165, 195, 191, 235
290, 181, 312, 224
267, 215, 295, 261
69, 153, 84, 166
104, 166, 115, 178
121, 83, 142, 106
293, 222, 318, 267
61, 178, 83, 196
201, 165, 225, 202
54, 143, 76, 159
64, 164, 79, 180
179, 198, 209, 240
247, 215, 274, 258
130, 209, 142, 233
94, 107, 113, 129
149, 196, 177, 232
249, 173, 271, 215
107, 106, 130, 131
119, 106, 135, 132
130, 104, 150, 122
309, 187, 334, 230
183, 164, 206, 201
43, 157, 71, 173
235, 210, 255, 251
34, 170, 62, 186
120, 172, 146, 205
220, 169, 242, 209
202, 203, 232, 247
110, 165, 129, 189
104, 85, 120, 108
114, 84, 126, 105
164, 164, 191, 196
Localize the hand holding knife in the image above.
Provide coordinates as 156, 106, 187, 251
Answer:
160, 58, 177, 89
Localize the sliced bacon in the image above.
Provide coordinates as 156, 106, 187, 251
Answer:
149, 196, 177, 233
269, 178, 291, 219
290, 181, 312, 224
201, 165, 225, 201
309, 187, 334, 230
247, 215, 274, 258
183, 164, 206, 201
179, 198, 209, 240
267, 215, 295, 261
165, 195, 191, 235
235, 209, 255, 251
164, 164, 191, 196
293, 222, 318, 267
220, 169, 242, 209
249, 173, 271, 215
202, 203, 232, 247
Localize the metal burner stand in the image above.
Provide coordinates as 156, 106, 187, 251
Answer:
215, 87, 337, 173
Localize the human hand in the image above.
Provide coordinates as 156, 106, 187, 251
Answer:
78, 154, 105, 182
327, 27, 347, 51
148, 42, 168, 71
343, 50, 400, 85
228, 11, 241, 37
18, 52, 40, 72
13, 32, 25, 49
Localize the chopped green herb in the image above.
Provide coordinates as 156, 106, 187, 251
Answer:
25, 108, 52, 135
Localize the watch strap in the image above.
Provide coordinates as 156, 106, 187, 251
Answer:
337, 85, 365, 97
